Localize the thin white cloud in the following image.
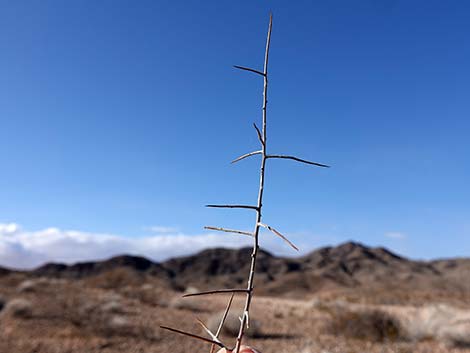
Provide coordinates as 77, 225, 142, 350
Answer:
144, 226, 179, 234
385, 231, 406, 239
0, 223, 21, 235
0, 223, 305, 270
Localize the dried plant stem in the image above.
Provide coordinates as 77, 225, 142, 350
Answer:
234, 13, 273, 353
160, 13, 329, 352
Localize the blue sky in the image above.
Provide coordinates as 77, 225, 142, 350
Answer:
1, 0, 469, 267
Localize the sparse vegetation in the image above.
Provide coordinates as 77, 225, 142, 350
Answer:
3, 298, 33, 319
0, 268, 469, 352
16, 279, 37, 293
101, 298, 125, 314
404, 304, 470, 347
86, 268, 144, 290
57, 290, 158, 340
326, 308, 404, 342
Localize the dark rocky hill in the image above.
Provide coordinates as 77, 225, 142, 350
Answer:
22, 242, 470, 296
33, 254, 168, 279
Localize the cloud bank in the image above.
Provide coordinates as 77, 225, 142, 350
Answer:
0, 223, 302, 270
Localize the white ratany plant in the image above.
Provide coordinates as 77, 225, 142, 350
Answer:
160, 14, 329, 353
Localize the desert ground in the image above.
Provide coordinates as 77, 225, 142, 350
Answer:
1, 242, 469, 353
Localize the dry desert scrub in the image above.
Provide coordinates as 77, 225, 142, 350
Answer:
16, 279, 37, 293
85, 268, 145, 290
403, 303, 470, 348
325, 308, 404, 342
2, 298, 33, 319
316, 299, 470, 348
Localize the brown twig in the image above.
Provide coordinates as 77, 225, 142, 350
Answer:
253, 123, 264, 146
206, 204, 259, 210
233, 65, 265, 76
160, 326, 225, 348
182, 288, 250, 298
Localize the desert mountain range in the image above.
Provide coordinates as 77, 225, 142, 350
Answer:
3, 242, 469, 298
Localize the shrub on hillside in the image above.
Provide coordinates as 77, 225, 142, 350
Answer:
326, 308, 404, 342
16, 280, 37, 293
85, 268, 143, 289
440, 324, 470, 348
123, 283, 170, 307
405, 304, 470, 348
62, 294, 158, 340
101, 299, 125, 314
3, 298, 33, 319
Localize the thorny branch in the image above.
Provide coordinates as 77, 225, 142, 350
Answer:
253, 123, 264, 146
182, 288, 250, 298
233, 13, 273, 353
196, 318, 226, 347
204, 226, 253, 237
231, 150, 262, 164
160, 325, 225, 348
266, 154, 330, 168
233, 65, 265, 76
258, 222, 299, 251
161, 13, 329, 353
206, 204, 259, 210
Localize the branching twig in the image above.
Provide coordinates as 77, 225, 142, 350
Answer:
233, 13, 273, 353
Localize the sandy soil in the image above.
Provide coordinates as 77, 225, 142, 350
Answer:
1, 273, 469, 353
